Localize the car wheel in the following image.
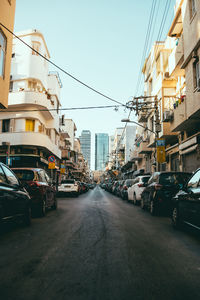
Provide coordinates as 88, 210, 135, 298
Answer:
40, 198, 46, 217
150, 200, 157, 216
52, 197, 57, 210
172, 206, 181, 229
133, 193, 137, 205
23, 206, 31, 226
141, 198, 145, 210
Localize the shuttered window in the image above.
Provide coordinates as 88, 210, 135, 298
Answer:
25, 119, 35, 131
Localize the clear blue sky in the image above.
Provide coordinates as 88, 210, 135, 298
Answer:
14, 0, 175, 169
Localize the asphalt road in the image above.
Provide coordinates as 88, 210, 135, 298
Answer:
1, 186, 200, 300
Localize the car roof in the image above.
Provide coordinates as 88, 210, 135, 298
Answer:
12, 167, 44, 172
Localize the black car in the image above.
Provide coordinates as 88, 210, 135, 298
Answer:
0, 162, 31, 226
141, 171, 192, 215
171, 168, 200, 230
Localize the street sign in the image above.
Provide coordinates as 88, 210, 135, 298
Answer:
157, 146, 166, 163
60, 168, 65, 174
48, 162, 55, 169
156, 139, 165, 146
48, 155, 56, 163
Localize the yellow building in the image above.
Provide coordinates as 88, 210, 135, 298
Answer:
0, 0, 16, 108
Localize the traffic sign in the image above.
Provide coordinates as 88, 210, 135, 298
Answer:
48, 162, 55, 169
48, 155, 56, 163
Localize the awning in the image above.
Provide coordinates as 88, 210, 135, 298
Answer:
180, 144, 197, 155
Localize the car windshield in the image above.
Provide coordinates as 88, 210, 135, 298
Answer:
159, 173, 191, 186
61, 179, 75, 184
142, 176, 150, 183
12, 170, 34, 181
126, 180, 134, 187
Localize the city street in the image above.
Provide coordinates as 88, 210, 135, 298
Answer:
1, 186, 200, 300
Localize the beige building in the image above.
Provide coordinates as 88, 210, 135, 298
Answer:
0, 0, 16, 108
135, 0, 200, 174
167, 0, 200, 172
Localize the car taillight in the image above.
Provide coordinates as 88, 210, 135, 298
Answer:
124, 186, 128, 190
155, 184, 163, 190
28, 181, 41, 187
138, 183, 144, 187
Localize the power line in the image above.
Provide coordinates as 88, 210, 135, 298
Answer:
0, 104, 123, 113
0, 22, 126, 108
134, 0, 158, 97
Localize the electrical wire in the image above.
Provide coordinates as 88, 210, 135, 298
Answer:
134, 0, 158, 97
0, 22, 126, 108
0, 104, 123, 113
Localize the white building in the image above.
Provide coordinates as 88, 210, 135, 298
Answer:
61, 119, 77, 151
0, 29, 62, 169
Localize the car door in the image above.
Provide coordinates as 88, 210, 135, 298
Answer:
180, 169, 200, 227
1, 164, 27, 217
0, 164, 14, 219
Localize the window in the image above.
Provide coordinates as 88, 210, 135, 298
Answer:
0, 29, 7, 77
189, 0, 196, 19
1, 165, 19, 185
188, 170, 200, 188
25, 119, 35, 131
38, 170, 47, 183
0, 166, 7, 183
2, 119, 10, 132
193, 59, 200, 89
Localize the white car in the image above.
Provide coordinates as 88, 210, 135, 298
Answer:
58, 179, 79, 196
128, 175, 150, 204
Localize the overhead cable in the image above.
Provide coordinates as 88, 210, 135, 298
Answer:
0, 22, 126, 108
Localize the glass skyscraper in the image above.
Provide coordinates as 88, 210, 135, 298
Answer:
79, 130, 91, 168
95, 133, 109, 170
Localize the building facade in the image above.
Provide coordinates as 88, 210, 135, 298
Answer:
0, 0, 16, 108
0, 29, 62, 172
79, 130, 91, 169
95, 133, 109, 170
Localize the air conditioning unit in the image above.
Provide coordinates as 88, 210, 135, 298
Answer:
163, 110, 174, 122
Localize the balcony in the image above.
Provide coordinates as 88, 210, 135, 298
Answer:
168, 35, 184, 77
8, 91, 55, 119
138, 140, 153, 154
0, 131, 61, 158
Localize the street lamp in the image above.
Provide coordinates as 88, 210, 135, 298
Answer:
121, 118, 156, 134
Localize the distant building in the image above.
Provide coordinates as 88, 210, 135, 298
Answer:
79, 130, 91, 168
61, 119, 77, 151
95, 133, 109, 170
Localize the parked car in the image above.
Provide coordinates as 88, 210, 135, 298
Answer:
58, 179, 80, 197
112, 181, 120, 195
121, 179, 135, 200
12, 167, 57, 217
0, 163, 31, 226
116, 180, 125, 197
171, 168, 200, 230
141, 171, 192, 215
128, 175, 151, 204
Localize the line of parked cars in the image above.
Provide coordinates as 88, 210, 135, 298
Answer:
102, 169, 200, 232
0, 161, 96, 228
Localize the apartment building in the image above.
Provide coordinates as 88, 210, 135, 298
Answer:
0, 29, 62, 170
167, 0, 200, 172
0, 0, 16, 108
134, 0, 200, 174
